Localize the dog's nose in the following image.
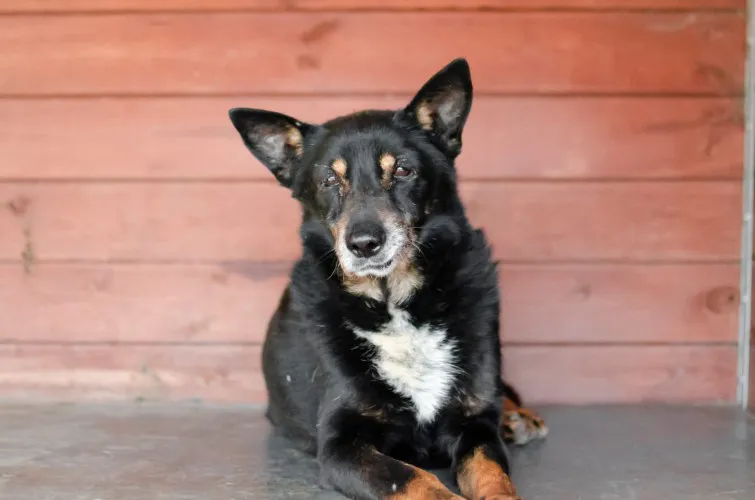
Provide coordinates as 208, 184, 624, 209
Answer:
346, 221, 386, 258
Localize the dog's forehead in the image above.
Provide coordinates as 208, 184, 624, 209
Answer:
322, 109, 395, 130
321, 110, 406, 161
328, 131, 402, 166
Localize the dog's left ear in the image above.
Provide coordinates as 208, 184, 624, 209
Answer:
399, 58, 473, 158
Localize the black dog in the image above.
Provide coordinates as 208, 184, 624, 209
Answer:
229, 58, 547, 500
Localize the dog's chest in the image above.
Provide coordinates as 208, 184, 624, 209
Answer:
351, 306, 457, 423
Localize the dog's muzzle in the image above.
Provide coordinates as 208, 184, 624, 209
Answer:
337, 217, 407, 278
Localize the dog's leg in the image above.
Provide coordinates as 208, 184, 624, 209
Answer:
451, 414, 521, 500
499, 380, 548, 446
319, 409, 463, 500
319, 440, 463, 500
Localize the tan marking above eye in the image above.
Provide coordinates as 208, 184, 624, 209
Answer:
331, 158, 348, 177
380, 153, 397, 188
379, 153, 397, 172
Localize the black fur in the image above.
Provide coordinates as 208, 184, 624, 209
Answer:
229, 58, 519, 500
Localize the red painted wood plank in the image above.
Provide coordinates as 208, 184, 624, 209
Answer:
0, 97, 743, 180
298, 0, 747, 7
0, 344, 737, 403
463, 181, 742, 262
0, 0, 744, 13
0, 181, 741, 262
0, 263, 290, 344
0, 344, 266, 402
0, 12, 744, 95
503, 345, 738, 404
0, 263, 739, 343
501, 263, 740, 344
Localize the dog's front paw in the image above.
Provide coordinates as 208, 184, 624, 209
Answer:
425, 486, 465, 500
501, 406, 548, 446
393, 468, 465, 500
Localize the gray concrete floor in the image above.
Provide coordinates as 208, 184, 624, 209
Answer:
0, 403, 752, 500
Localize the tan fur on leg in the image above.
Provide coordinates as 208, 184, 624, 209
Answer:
501, 397, 549, 446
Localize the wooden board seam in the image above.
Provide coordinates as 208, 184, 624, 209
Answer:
0, 92, 745, 99
0, 260, 745, 266
0, 7, 745, 15
0, 177, 745, 183
0, 178, 744, 185
0, 341, 739, 346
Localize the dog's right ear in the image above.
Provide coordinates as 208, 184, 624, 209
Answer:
228, 108, 317, 188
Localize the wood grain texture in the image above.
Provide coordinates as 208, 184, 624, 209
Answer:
503, 345, 738, 403
463, 181, 741, 262
502, 264, 740, 343
0, 12, 744, 95
0, 263, 290, 344
0, 0, 744, 13
0, 344, 266, 402
0, 344, 736, 403
0, 181, 740, 262
0, 263, 738, 343
0, 97, 743, 180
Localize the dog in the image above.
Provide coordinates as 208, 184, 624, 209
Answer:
228, 58, 547, 500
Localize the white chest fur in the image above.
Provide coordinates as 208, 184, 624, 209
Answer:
350, 305, 458, 423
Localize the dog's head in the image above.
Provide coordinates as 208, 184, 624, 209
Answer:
229, 58, 472, 278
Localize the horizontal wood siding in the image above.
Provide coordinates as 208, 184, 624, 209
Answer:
0, 182, 741, 261
0, 13, 744, 95
0, 263, 739, 344
0, 1, 745, 13
0, 97, 743, 180
0, 0, 744, 404
0, 344, 737, 404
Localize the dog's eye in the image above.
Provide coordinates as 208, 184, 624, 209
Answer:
394, 166, 413, 178
322, 174, 339, 187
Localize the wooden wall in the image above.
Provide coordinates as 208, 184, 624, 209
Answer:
0, 1, 746, 404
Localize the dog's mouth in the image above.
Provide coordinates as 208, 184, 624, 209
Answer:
336, 226, 409, 278
350, 256, 397, 278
